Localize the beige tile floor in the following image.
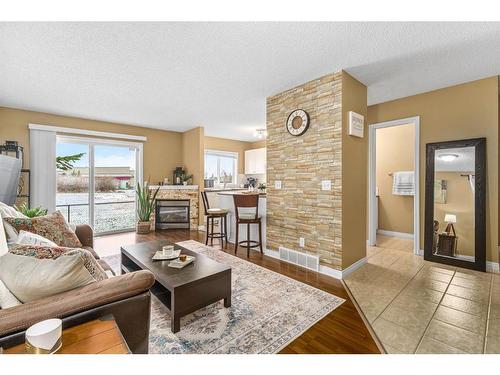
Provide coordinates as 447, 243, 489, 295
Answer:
344, 235, 500, 354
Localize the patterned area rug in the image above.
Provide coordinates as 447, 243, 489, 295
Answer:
103, 240, 344, 354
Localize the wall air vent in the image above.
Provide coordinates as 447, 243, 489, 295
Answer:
278, 246, 319, 272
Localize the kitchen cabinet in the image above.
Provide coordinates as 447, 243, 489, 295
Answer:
244, 147, 266, 174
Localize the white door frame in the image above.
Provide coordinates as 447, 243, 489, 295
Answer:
368, 116, 420, 255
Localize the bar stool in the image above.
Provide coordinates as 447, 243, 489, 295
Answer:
201, 191, 228, 248
233, 193, 263, 257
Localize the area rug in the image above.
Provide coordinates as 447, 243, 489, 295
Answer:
103, 240, 344, 354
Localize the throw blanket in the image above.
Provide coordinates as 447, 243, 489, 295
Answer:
392, 171, 414, 196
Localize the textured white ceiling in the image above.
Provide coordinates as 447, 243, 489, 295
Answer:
1, 22, 500, 141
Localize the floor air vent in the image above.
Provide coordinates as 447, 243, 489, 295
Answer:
278, 246, 319, 272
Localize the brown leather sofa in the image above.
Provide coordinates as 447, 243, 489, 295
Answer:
0, 224, 155, 354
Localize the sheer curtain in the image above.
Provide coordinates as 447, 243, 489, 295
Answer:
29, 128, 56, 213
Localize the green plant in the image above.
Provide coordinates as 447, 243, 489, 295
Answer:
15, 202, 48, 218
56, 153, 85, 171
258, 183, 267, 191
181, 174, 193, 183
136, 182, 160, 222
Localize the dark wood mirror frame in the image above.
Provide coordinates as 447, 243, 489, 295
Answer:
424, 137, 486, 272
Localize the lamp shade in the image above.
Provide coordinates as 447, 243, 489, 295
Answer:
444, 214, 457, 223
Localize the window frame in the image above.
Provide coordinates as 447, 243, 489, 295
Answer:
204, 149, 239, 187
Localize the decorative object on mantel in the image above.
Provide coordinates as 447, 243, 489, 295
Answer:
181, 173, 193, 186
258, 183, 266, 193
136, 181, 160, 234
173, 167, 185, 185
286, 109, 310, 136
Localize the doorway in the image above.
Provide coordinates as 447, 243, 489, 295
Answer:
368, 116, 420, 254
55, 135, 143, 236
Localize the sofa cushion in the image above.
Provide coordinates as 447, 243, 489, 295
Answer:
7, 244, 108, 282
4, 211, 83, 248
16, 230, 58, 247
0, 252, 96, 303
0, 279, 22, 309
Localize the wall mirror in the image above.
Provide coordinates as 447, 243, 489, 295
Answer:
424, 138, 486, 271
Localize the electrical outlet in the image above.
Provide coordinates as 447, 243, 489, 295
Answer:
321, 180, 332, 191
299, 237, 305, 247
274, 180, 282, 189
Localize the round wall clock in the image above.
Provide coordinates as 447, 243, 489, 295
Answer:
286, 109, 310, 136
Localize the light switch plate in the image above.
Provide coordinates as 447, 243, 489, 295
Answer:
274, 180, 282, 189
321, 180, 332, 191
299, 237, 305, 247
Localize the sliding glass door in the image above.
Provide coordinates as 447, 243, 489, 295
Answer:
56, 136, 142, 235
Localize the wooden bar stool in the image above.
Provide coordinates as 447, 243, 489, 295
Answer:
201, 191, 228, 248
233, 193, 263, 257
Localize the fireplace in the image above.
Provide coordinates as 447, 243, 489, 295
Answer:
155, 199, 190, 229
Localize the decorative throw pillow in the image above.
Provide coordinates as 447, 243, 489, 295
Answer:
7, 244, 108, 282
4, 211, 83, 248
16, 230, 58, 247
0, 201, 27, 243
0, 252, 96, 303
0, 279, 22, 309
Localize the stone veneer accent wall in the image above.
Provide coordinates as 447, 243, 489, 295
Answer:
152, 188, 199, 230
266, 72, 343, 270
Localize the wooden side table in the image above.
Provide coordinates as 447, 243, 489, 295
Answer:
2, 315, 130, 354
437, 234, 458, 257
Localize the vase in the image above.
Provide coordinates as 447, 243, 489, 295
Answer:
136, 221, 151, 234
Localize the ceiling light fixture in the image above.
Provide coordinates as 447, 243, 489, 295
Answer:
438, 153, 459, 162
254, 128, 267, 139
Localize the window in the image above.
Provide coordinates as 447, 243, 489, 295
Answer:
204, 150, 238, 186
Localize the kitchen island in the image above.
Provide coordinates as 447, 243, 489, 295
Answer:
217, 191, 266, 250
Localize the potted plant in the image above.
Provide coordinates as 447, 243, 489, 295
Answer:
258, 183, 267, 193
181, 173, 193, 186
14, 202, 48, 218
136, 181, 160, 234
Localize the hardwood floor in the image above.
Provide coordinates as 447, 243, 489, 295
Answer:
95, 229, 381, 354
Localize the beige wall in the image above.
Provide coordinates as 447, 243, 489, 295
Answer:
368, 77, 499, 263
249, 140, 266, 149
181, 127, 204, 187
435, 172, 475, 256
341, 72, 368, 269
376, 124, 414, 234
0, 107, 183, 185
204, 136, 255, 174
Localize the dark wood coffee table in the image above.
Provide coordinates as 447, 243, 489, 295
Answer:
120, 240, 231, 333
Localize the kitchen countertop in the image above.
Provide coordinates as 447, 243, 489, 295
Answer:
204, 187, 247, 192
217, 191, 266, 197
149, 185, 199, 190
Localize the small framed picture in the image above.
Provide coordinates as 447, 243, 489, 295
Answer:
348, 111, 364, 138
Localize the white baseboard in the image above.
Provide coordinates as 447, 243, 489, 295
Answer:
416, 250, 499, 274
377, 229, 414, 239
263, 248, 365, 280
341, 256, 367, 277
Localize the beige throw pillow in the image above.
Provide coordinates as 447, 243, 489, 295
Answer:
0, 252, 96, 303
0, 279, 22, 309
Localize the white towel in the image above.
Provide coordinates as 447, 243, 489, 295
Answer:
392, 171, 414, 196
